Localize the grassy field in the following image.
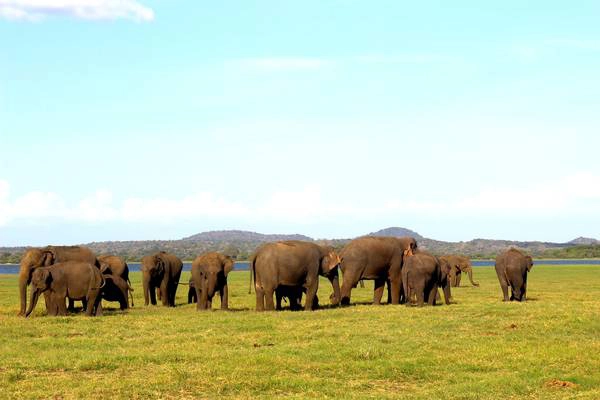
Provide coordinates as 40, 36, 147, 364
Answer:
1, 265, 599, 399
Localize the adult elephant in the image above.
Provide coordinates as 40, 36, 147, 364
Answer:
495, 248, 533, 302
98, 255, 133, 306
141, 251, 183, 307
251, 241, 341, 311
439, 255, 479, 287
339, 236, 417, 305
191, 252, 234, 311
402, 251, 451, 306
18, 246, 98, 316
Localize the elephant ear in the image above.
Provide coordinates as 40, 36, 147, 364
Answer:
42, 269, 53, 285
41, 250, 54, 266
156, 257, 165, 275
223, 256, 234, 276
526, 256, 533, 271
100, 263, 112, 275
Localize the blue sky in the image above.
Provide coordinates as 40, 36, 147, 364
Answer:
1, 1, 599, 246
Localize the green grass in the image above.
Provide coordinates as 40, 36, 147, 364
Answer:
1, 265, 599, 399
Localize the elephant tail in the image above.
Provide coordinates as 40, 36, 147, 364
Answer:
248, 255, 257, 294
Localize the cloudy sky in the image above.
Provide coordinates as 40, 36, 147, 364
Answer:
1, 1, 599, 246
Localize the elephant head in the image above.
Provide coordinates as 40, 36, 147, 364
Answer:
320, 249, 342, 306
438, 258, 452, 305
525, 256, 534, 272
401, 237, 418, 258
18, 248, 55, 316
201, 254, 234, 300
25, 267, 53, 317
141, 254, 167, 305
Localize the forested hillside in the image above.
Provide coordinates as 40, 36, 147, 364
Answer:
1, 228, 598, 263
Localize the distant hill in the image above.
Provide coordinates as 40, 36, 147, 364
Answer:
1, 227, 598, 263
568, 237, 600, 245
182, 230, 312, 242
367, 227, 423, 239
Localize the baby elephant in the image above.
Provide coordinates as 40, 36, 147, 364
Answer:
25, 261, 104, 317
495, 248, 533, 302
402, 251, 452, 306
191, 252, 234, 310
187, 278, 197, 304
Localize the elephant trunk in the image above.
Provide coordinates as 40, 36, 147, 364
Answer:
328, 270, 341, 306
206, 274, 217, 299
18, 270, 29, 316
143, 275, 150, 306
128, 281, 135, 307
467, 268, 479, 286
25, 288, 41, 317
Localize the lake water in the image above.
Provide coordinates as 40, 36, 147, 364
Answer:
0, 259, 599, 275
0, 262, 251, 275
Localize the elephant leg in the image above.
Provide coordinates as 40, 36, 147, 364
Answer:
57, 297, 68, 316
67, 298, 76, 312
95, 301, 103, 316
304, 281, 318, 311
275, 289, 284, 310
149, 285, 157, 305
220, 284, 228, 310
160, 281, 169, 306
255, 286, 265, 311
499, 279, 510, 302
373, 278, 386, 305
456, 273, 462, 287
264, 287, 275, 311
389, 279, 402, 305
428, 284, 439, 306
341, 272, 358, 306
415, 280, 425, 306
169, 283, 178, 307
386, 279, 392, 304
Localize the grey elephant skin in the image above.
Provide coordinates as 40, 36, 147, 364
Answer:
141, 251, 183, 307
251, 240, 341, 311
26, 261, 104, 317
402, 251, 452, 306
98, 255, 133, 307
439, 255, 479, 287
18, 245, 98, 316
495, 248, 533, 302
191, 252, 234, 311
339, 236, 417, 305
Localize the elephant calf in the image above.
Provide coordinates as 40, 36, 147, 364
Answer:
439, 255, 479, 287
101, 274, 133, 310
187, 278, 197, 304
402, 251, 451, 306
25, 261, 104, 317
495, 248, 533, 302
191, 252, 234, 311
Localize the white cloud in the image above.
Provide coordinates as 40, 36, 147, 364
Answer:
235, 57, 333, 72
0, 0, 154, 22
1, 173, 599, 228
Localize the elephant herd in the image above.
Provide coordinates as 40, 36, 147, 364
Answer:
17, 237, 534, 317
